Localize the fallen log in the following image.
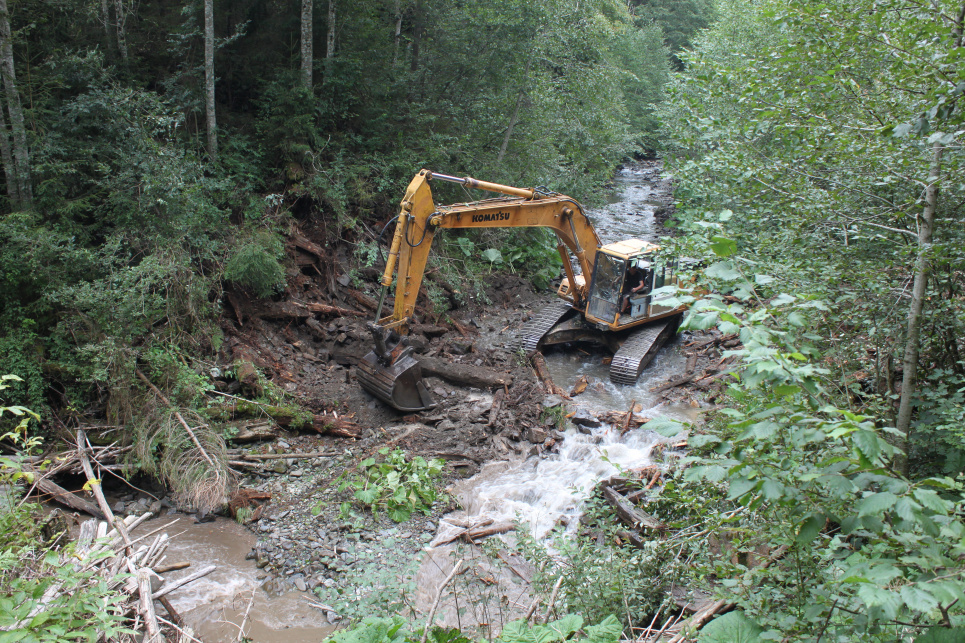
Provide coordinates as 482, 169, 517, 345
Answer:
291, 234, 325, 258
34, 475, 105, 519
153, 565, 217, 600
603, 486, 666, 532
601, 410, 648, 429
225, 291, 247, 325
343, 288, 378, 311
488, 389, 504, 427
465, 521, 515, 543
305, 302, 363, 317
684, 351, 698, 375
230, 421, 277, 443
312, 413, 361, 439
529, 352, 568, 398
258, 301, 311, 319
433, 518, 496, 546
651, 374, 696, 394
417, 355, 513, 389
665, 545, 789, 643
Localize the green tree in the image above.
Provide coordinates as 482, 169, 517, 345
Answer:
660, 0, 965, 472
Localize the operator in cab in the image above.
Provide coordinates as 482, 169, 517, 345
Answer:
621, 263, 646, 314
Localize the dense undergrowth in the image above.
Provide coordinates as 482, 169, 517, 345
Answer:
0, 0, 712, 513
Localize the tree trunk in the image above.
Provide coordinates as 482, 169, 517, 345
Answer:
497, 89, 524, 166
300, 0, 313, 89
113, 0, 128, 61
204, 0, 217, 162
393, 0, 403, 65
323, 0, 335, 82
498, 60, 531, 166
895, 141, 943, 473
0, 94, 19, 209
410, 0, 422, 72
0, 0, 30, 209
100, 0, 114, 57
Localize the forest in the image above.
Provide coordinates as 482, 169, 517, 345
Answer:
1, 0, 965, 641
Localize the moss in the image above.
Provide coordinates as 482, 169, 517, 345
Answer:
203, 400, 313, 430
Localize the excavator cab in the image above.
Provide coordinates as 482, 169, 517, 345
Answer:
584, 240, 677, 329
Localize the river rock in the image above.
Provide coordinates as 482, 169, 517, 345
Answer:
572, 411, 602, 428
273, 460, 288, 474
525, 427, 549, 444
112, 500, 126, 514
449, 341, 473, 355
293, 576, 307, 592
542, 394, 563, 408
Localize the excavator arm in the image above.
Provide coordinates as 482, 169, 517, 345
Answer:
358, 169, 603, 411
376, 169, 601, 331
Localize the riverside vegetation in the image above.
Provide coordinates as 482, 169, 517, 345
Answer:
3, 0, 965, 642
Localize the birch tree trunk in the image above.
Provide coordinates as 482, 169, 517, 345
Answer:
300, 0, 313, 90
204, 0, 218, 162
0, 94, 18, 209
410, 0, 422, 72
0, 0, 31, 209
114, 0, 128, 61
100, 0, 114, 56
393, 0, 402, 65
895, 141, 944, 473
323, 0, 335, 83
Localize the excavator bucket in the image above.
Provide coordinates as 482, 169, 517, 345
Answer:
356, 326, 436, 412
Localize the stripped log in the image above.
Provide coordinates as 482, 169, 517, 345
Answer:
138, 569, 165, 643
417, 355, 513, 389
153, 565, 217, 599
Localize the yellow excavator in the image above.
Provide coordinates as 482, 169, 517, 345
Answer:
356, 170, 686, 411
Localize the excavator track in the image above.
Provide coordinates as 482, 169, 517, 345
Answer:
609, 316, 680, 385
513, 301, 575, 353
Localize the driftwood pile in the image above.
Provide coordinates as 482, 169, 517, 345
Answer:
72, 512, 214, 643
6, 430, 215, 643
589, 467, 668, 549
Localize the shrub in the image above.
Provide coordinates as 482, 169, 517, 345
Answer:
223, 230, 286, 298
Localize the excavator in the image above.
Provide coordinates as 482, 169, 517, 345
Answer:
356, 169, 686, 412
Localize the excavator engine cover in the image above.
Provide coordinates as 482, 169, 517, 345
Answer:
356, 328, 436, 412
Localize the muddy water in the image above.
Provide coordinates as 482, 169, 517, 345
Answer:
130, 515, 334, 643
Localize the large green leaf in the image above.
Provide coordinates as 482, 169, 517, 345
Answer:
916, 628, 965, 643
698, 611, 763, 643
